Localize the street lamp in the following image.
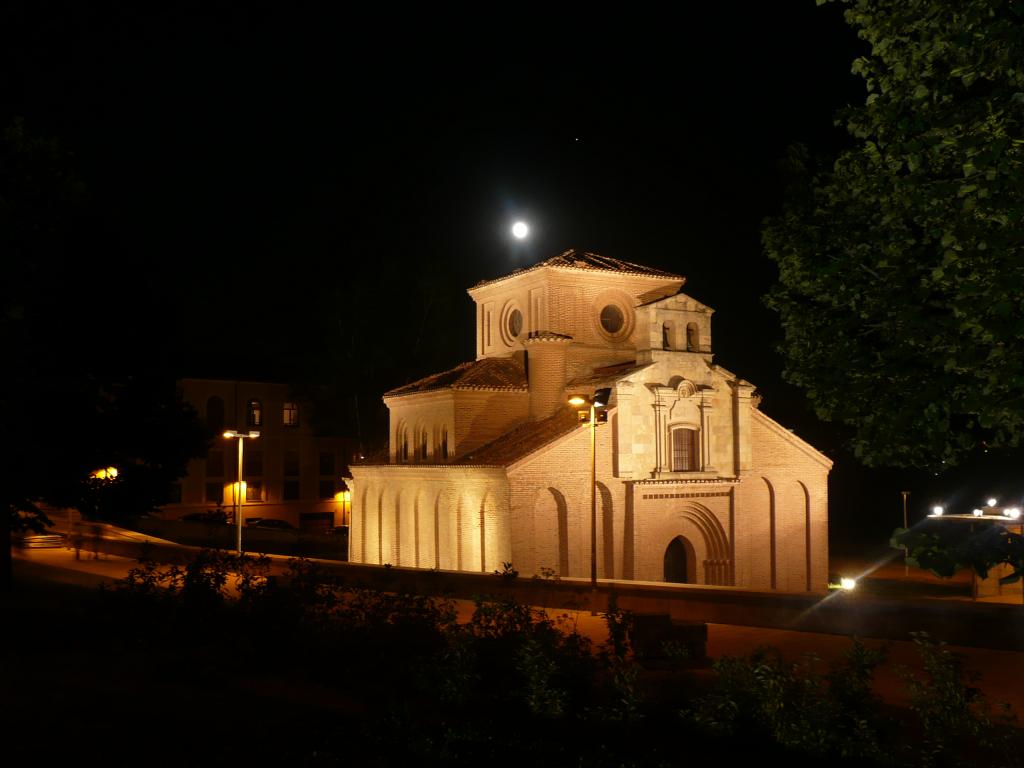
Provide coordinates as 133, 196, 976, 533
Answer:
901, 490, 909, 576
567, 387, 611, 614
223, 430, 260, 554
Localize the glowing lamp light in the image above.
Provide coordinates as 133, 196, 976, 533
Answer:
1007, 508, 1021, 520
90, 466, 118, 480
987, 497, 998, 507
334, 489, 351, 503
840, 577, 857, 591
568, 394, 588, 407
972, 508, 984, 517
930, 506, 944, 516
511, 221, 529, 239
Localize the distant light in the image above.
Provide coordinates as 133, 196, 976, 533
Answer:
987, 497, 998, 507
840, 577, 857, 591
90, 466, 118, 480
223, 430, 238, 438
568, 395, 588, 407
931, 506, 944, 516
1007, 508, 1021, 520
511, 221, 529, 239
972, 508, 984, 517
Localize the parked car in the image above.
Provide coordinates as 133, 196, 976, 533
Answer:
180, 510, 228, 524
250, 518, 296, 531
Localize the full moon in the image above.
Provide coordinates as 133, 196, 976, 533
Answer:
511, 221, 529, 239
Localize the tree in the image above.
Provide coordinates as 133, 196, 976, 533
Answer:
893, 519, 1024, 584
762, 0, 1024, 469
0, 120, 208, 588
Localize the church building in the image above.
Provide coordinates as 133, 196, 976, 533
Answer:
347, 250, 831, 590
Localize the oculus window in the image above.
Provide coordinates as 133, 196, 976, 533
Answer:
600, 304, 625, 334
507, 309, 523, 338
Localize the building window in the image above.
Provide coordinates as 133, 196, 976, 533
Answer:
319, 479, 335, 500
686, 323, 698, 352
246, 481, 263, 502
283, 480, 301, 501
206, 396, 225, 433
600, 304, 625, 334
319, 451, 334, 475
168, 483, 183, 504
244, 450, 263, 478
662, 322, 672, 350
246, 399, 262, 428
440, 427, 449, 460
206, 449, 224, 478
671, 428, 698, 472
284, 450, 300, 477
507, 308, 523, 338
283, 401, 299, 427
417, 429, 428, 461
205, 482, 223, 504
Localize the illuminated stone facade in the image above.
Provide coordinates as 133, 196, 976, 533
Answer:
348, 251, 831, 590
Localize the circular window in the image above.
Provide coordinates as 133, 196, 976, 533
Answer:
600, 304, 625, 334
507, 309, 523, 338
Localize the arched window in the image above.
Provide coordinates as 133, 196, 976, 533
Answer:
662, 322, 672, 350
206, 396, 225, 433
418, 428, 429, 461
400, 429, 410, 462
440, 427, 449, 460
686, 323, 698, 352
246, 399, 262, 428
671, 427, 698, 472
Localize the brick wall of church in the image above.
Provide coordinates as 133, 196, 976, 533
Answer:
347, 465, 510, 572
733, 410, 831, 592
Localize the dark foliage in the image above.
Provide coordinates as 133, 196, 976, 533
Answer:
45, 552, 1011, 766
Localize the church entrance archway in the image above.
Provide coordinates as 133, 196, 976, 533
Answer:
663, 536, 696, 584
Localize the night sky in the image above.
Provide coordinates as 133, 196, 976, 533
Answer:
5, 3, 1016, 549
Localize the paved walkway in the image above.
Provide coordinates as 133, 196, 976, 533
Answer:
13, 545, 1024, 716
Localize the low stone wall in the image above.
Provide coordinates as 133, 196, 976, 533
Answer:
89, 534, 1024, 652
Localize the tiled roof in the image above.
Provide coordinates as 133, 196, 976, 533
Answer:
455, 406, 581, 466
523, 330, 573, 342
472, 249, 684, 289
566, 360, 652, 388
384, 357, 528, 398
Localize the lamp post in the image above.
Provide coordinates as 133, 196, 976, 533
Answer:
901, 490, 909, 576
568, 387, 611, 614
223, 430, 260, 554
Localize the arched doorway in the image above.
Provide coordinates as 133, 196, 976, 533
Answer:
664, 536, 695, 584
